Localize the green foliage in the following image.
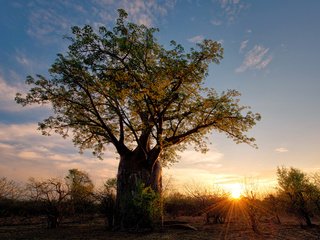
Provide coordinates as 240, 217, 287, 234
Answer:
15, 9, 260, 230
123, 182, 160, 229
97, 178, 117, 229
104, 178, 117, 195
65, 169, 94, 213
15, 9, 260, 165
277, 166, 317, 226
277, 167, 309, 193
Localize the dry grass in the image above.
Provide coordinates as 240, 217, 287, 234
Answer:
1, 215, 320, 240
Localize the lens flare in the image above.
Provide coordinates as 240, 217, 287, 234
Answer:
229, 183, 242, 199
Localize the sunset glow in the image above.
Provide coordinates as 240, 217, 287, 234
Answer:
228, 183, 243, 199
0, 1, 319, 192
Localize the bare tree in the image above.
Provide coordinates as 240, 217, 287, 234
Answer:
96, 178, 117, 229
185, 182, 228, 224
263, 194, 282, 224
0, 177, 23, 200
309, 172, 320, 214
242, 179, 263, 233
27, 177, 69, 228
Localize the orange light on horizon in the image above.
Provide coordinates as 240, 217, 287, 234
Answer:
226, 183, 243, 199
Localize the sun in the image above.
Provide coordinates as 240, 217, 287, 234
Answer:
229, 183, 243, 199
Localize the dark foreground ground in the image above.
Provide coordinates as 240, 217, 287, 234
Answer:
1, 216, 320, 240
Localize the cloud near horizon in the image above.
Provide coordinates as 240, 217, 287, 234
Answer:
275, 147, 289, 153
0, 122, 118, 185
0, 75, 50, 113
0, 76, 26, 112
0, 121, 228, 188
165, 147, 225, 187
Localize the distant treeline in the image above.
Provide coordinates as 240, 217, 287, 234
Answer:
1, 166, 320, 231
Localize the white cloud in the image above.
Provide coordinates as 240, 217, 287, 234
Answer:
178, 149, 224, 168
188, 35, 204, 43
16, 54, 31, 67
0, 123, 118, 185
0, 75, 48, 112
217, 0, 248, 23
239, 39, 248, 53
92, 0, 176, 27
275, 147, 289, 153
236, 45, 273, 73
25, 1, 176, 43
0, 76, 24, 112
15, 50, 41, 71
15, 51, 41, 73
165, 147, 225, 188
27, 7, 71, 42
211, 19, 222, 26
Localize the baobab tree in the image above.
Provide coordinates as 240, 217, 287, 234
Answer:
16, 9, 260, 230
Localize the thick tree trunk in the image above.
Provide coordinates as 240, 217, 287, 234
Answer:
303, 212, 312, 227
46, 206, 59, 229
114, 150, 162, 231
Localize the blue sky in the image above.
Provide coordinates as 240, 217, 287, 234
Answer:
1, 0, 320, 191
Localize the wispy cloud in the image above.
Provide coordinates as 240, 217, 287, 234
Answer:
211, 0, 249, 25
25, 0, 176, 43
236, 45, 273, 73
275, 147, 289, 153
211, 19, 222, 26
124, 0, 175, 26
27, 7, 71, 43
178, 149, 224, 169
165, 147, 225, 188
0, 75, 48, 112
0, 123, 118, 185
239, 39, 248, 53
16, 53, 31, 67
14, 50, 40, 73
0, 76, 24, 112
188, 35, 204, 43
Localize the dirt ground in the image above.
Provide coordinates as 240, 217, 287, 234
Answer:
1, 216, 320, 240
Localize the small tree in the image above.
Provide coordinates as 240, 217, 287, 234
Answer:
27, 177, 69, 228
310, 172, 320, 215
0, 177, 24, 218
277, 166, 314, 226
97, 178, 117, 229
125, 182, 159, 230
65, 169, 94, 214
242, 181, 261, 234
263, 194, 282, 224
0, 177, 22, 200
185, 182, 228, 223
16, 9, 260, 229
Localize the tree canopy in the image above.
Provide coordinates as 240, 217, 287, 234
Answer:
16, 9, 260, 166
277, 166, 317, 226
65, 169, 94, 206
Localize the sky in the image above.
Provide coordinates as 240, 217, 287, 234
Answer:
1, 0, 320, 192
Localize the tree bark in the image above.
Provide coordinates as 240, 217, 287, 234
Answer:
302, 211, 312, 227
114, 150, 162, 231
